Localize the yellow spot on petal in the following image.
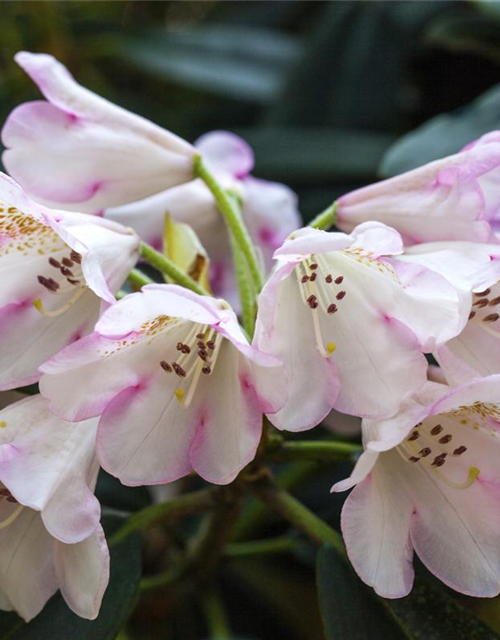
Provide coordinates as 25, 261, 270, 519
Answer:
175, 389, 185, 403
326, 342, 336, 355
0, 421, 7, 428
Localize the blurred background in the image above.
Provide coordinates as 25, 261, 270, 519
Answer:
3, 1, 500, 639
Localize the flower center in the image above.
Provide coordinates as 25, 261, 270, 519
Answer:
158, 323, 223, 408
397, 412, 485, 490
33, 249, 87, 317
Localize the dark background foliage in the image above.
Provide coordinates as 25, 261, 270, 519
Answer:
3, 1, 500, 639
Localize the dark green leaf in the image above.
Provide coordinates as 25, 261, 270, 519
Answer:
0, 518, 141, 640
316, 545, 407, 640
380, 82, 500, 176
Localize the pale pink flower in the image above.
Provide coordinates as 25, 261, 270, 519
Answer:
0, 394, 108, 621
0, 173, 139, 389
1, 52, 195, 211
336, 132, 500, 244
105, 131, 301, 306
39, 285, 286, 486
333, 376, 500, 599
254, 222, 470, 431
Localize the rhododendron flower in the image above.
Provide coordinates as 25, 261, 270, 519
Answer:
336, 132, 500, 244
0, 174, 139, 389
333, 376, 500, 599
39, 285, 286, 485
1, 52, 195, 211
105, 131, 301, 305
0, 394, 108, 621
254, 222, 470, 430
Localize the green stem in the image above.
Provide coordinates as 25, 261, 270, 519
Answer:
268, 440, 361, 463
110, 488, 216, 546
193, 154, 263, 293
249, 477, 345, 556
229, 230, 256, 338
139, 241, 208, 296
309, 201, 338, 231
128, 268, 154, 290
202, 590, 232, 640
225, 535, 297, 558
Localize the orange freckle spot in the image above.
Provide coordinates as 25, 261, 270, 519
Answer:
0, 421, 7, 428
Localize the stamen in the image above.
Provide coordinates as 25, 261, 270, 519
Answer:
334, 276, 344, 284
37, 275, 59, 292
468, 311, 476, 320
327, 304, 337, 314
70, 250, 82, 264
476, 289, 491, 297
430, 424, 443, 436
336, 291, 346, 300
310, 272, 317, 282
301, 275, 309, 283
489, 296, 500, 306
310, 263, 318, 270
473, 298, 488, 308
172, 363, 186, 377
160, 360, 172, 372
61, 257, 73, 267
453, 445, 467, 455
0, 504, 24, 531
33, 286, 86, 318
483, 313, 500, 323
48, 257, 61, 268
325, 275, 333, 283
439, 434, 452, 444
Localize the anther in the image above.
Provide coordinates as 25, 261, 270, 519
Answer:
335, 276, 344, 284
483, 313, 500, 323
310, 263, 318, 270
206, 340, 215, 350
301, 275, 310, 283
6, 496, 17, 503
439, 434, 452, 444
490, 296, 500, 306
48, 257, 61, 268
37, 275, 60, 292
172, 363, 186, 377
196, 333, 205, 340
202, 366, 211, 375
70, 251, 82, 264
160, 360, 172, 372
61, 257, 74, 267
430, 424, 443, 436
60, 267, 73, 277
468, 311, 476, 320
409, 456, 420, 463
325, 274, 333, 283
476, 289, 491, 297
307, 294, 319, 309
310, 272, 317, 282
473, 298, 489, 308
336, 291, 346, 300
453, 446, 467, 456
419, 447, 431, 457
67, 278, 80, 285
408, 431, 420, 441
432, 453, 447, 467
327, 303, 338, 314
176, 342, 184, 351
198, 350, 208, 361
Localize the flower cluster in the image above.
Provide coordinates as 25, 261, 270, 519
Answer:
2, 51, 500, 619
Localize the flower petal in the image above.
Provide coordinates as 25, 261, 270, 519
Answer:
196, 131, 254, 179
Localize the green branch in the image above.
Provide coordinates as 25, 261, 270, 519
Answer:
193, 154, 263, 293
128, 268, 154, 290
268, 439, 361, 463
309, 201, 338, 231
225, 535, 297, 558
139, 241, 208, 296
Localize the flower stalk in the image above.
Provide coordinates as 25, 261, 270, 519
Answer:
309, 201, 338, 230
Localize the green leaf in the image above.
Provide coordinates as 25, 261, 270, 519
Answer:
119, 25, 301, 104
316, 545, 407, 640
380, 82, 500, 176
0, 519, 141, 640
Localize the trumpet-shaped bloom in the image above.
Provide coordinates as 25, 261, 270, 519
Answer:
0, 394, 108, 621
254, 223, 470, 430
336, 132, 500, 244
333, 376, 500, 599
104, 131, 301, 306
2, 52, 195, 211
39, 285, 286, 486
0, 173, 139, 389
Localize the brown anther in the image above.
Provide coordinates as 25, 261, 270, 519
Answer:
310, 263, 318, 270
430, 424, 443, 436
176, 342, 184, 351
70, 251, 82, 264
48, 257, 61, 268
439, 434, 452, 444
483, 313, 500, 323
327, 303, 338, 314
489, 296, 500, 306
476, 288, 491, 297
196, 333, 205, 340
181, 345, 191, 354
468, 311, 476, 320
325, 274, 333, 283
160, 360, 172, 372
172, 363, 186, 377
473, 298, 489, 308
202, 366, 211, 375
301, 275, 310, 283
37, 275, 60, 292
409, 456, 420, 463
0, 489, 10, 497
197, 340, 206, 349
60, 267, 73, 277
453, 445, 467, 456
307, 294, 318, 309
61, 257, 74, 267
336, 291, 346, 300
335, 276, 344, 284
198, 350, 208, 361
309, 272, 317, 282
419, 447, 431, 457
67, 278, 81, 285
206, 340, 215, 350
408, 431, 420, 441
431, 453, 447, 467
6, 496, 17, 503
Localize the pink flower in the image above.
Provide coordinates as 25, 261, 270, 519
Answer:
1, 52, 195, 210
333, 376, 500, 599
104, 131, 301, 306
0, 173, 139, 389
254, 222, 470, 431
0, 394, 108, 621
39, 285, 286, 486
337, 132, 500, 244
